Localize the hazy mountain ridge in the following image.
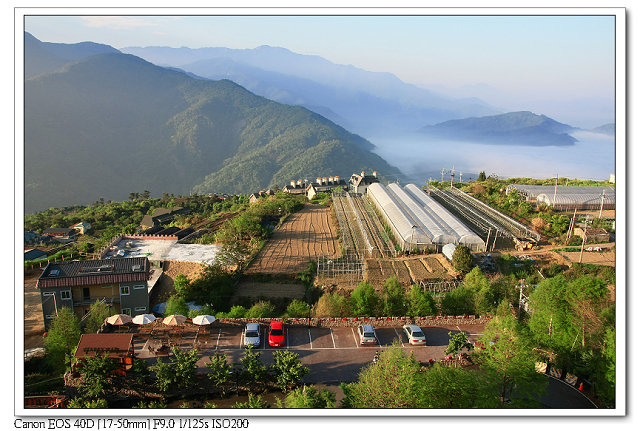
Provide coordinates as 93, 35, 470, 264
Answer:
25, 37, 401, 212
591, 123, 615, 136
419, 111, 578, 146
121, 44, 499, 135
25, 31, 120, 78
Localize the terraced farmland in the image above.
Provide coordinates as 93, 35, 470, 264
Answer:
245, 204, 340, 275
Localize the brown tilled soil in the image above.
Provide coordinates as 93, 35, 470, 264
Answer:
233, 281, 305, 299
24, 268, 45, 350
245, 204, 340, 275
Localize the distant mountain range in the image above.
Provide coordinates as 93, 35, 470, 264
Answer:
591, 123, 615, 136
419, 111, 578, 146
120, 45, 499, 136
24, 33, 401, 213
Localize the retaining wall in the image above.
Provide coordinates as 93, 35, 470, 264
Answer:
212, 315, 491, 328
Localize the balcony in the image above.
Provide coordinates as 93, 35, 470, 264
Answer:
72, 297, 121, 307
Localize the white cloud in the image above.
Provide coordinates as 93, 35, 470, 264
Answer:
81, 16, 156, 29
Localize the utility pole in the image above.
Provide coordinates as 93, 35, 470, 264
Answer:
516, 279, 527, 321
485, 227, 492, 252
599, 190, 605, 218
459, 171, 463, 183
566, 208, 577, 244
450, 165, 455, 188
579, 215, 590, 263
441, 168, 445, 182
553, 174, 558, 208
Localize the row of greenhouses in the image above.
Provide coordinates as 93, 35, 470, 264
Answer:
366, 182, 486, 252
505, 184, 615, 210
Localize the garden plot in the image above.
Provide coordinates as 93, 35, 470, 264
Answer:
246, 204, 340, 275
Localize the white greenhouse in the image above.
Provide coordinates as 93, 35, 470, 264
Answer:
366, 182, 485, 251
505, 184, 615, 210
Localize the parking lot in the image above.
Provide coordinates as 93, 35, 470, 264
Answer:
189, 324, 485, 384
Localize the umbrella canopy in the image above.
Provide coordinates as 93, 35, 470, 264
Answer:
162, 314, 187, 326
192, 315, 216, 325
132, 314, 156, 325
106, 314, 133, 325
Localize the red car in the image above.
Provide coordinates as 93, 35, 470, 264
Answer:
268, 321, 285, 347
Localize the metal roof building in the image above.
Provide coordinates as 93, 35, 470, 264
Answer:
505, 184, 615, 210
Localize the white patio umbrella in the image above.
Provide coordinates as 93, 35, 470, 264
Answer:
106, 314, 133, 325
192, 315, 216, 325
162, 314, 187, 326
132, 314, 156, 325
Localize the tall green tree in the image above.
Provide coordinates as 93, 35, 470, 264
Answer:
473, 310, 547, 407
341, 345, 421, 408
415, 364, 481, 408
77, 354, 116, 399
406, 284, 437, 316
270, 350, 309, 392
350, 282, 380, 317
381, 277, 407, 316
83, 300, 114, 334
440, 285, 475, 316
464, 266, 495, 314
44, 307, 81, 373
206, 352, 231, 394
284, 385, 335, 408
152, 347, 199, 392
314, 292, 353, 317
452, 244, 474, 274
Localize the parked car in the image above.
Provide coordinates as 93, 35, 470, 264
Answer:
243, 322, 260, 347
268, 321, 285, 347
402, 324, 426, 345
357, 324, 378, 345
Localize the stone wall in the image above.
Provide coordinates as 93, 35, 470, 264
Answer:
212, 315, 491, 328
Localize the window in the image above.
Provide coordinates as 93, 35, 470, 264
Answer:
135, 306, 146, 312
60, 290, 72, 300
120, 286, 130, 296
122, 308, 131, 316
133, 284, 145, 290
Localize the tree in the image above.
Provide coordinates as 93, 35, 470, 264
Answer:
215, 241, 250, 271
232, 393, 269, 409
381, 277, 407, 316
152, 347, 199, 392
477, 171, 487, 181
206, 352, 231, 393
284, 385, 335, 408
473, 311, 547, 406
415, 364, 480, 408
173, 274, 191, 298
452, 244, 474, 274
245, 300, 276, 318
240, 344, 267, 382
83, 300, 114, 334
77, 354, 116, 399
440, 285, 475, 316
463, 266, 495, 314
44, 307, 81, 373
406, 284, 437, 316
286, 299, 311, 318
270, 350, 309, 392
164, 294, 190, 317
350, 282, 380, 317
314, 293, 352, 317
444, 331, 473, 356
341, 344, 422, 408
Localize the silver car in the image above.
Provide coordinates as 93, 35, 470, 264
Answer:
357, 324, 378, 345
244, 322, 261, 347
403, 324, 426, 345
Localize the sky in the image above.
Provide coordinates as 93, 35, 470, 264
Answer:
23, 13, 616, 117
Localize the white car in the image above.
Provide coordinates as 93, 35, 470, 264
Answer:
357, 324, 378, 345
402, 324, 426, 345
243, 322, 261, 347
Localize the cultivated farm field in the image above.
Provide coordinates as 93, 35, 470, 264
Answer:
245, 204, 340, 275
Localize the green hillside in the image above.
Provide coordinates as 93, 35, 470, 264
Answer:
25, 52, 400, 212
